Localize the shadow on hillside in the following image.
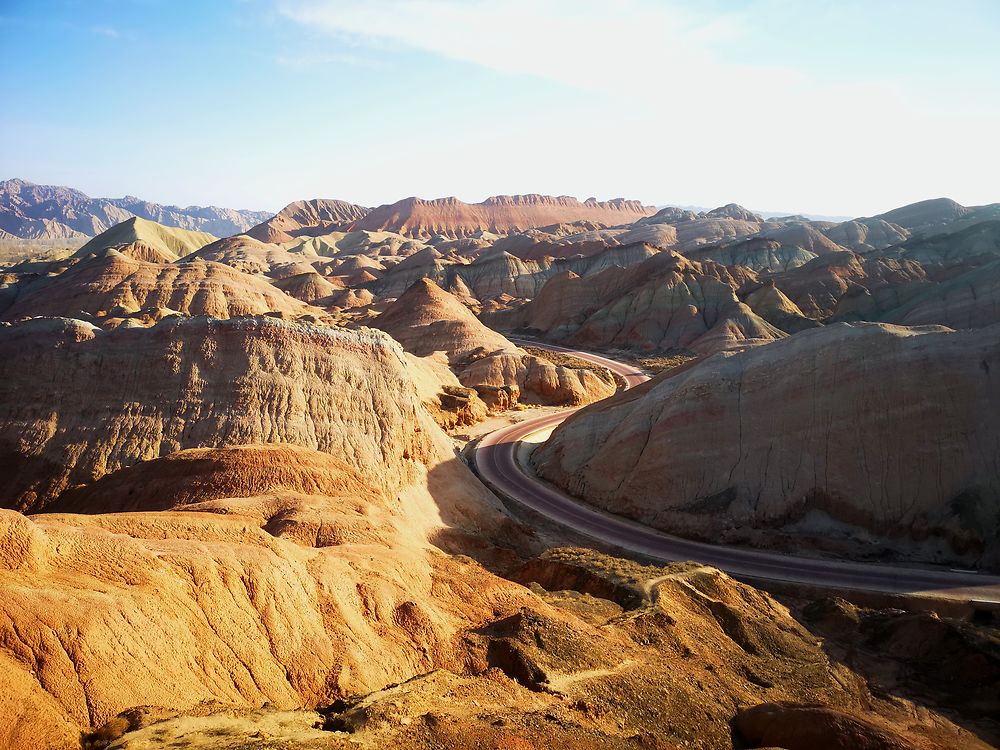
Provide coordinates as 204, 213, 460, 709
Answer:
423, 450, 546, 574
775, 592, 1000, 749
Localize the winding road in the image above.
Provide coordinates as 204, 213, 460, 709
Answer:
474, 339, 1000, 605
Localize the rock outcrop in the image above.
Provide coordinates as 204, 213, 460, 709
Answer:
741, 280, 820, 333
534, 322, 1000, 568
0, 309, 554, 749
0, 459, 530, 748
733, 703, 914, 750
83, 549, 996, 750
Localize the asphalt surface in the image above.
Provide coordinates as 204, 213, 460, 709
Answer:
475, 339, 1000, 604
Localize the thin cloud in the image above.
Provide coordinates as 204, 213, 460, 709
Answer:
275, 0, 798, 102
268, 0, 1000, 215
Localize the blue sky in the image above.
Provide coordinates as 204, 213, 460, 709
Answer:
2, 0, 998, 216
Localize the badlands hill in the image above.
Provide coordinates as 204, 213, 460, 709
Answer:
0, 317, 451, 509
0, 178, 269, 239
245, 194, 657, 244
534, 322, 1000, 569
373, 278, 615, 412
0, 313, 551, 746
0, 250, 320, 323
372, 241, 660, 303
353, 194, 656, 239
494, 250, 784, 355
245, 198, 372, 243
73, 216, 217, 260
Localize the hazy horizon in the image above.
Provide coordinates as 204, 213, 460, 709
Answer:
3, 0, 998, 217
4, 172, 866, 220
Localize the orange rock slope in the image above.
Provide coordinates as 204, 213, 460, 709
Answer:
0, 314, 535, 748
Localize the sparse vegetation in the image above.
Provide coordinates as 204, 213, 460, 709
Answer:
520, 346, 620, 386
0, 238, 78, 268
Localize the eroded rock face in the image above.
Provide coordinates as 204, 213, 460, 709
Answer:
92, 549, 995, 750
0, 457, 532, 748
534, 322, 1000, 568
0, 178, 269, 241
802, 597, 1000, 720
770, 251, 929, 320
0, 316, 434, 510
497, 250, 782, 355
372, 242, 660, 304
0, 311, 541, 748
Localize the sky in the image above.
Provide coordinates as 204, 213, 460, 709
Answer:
1, 0, 998, 217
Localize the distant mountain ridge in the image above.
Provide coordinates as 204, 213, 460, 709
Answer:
0, 178, 271, 240
248, 193, 656, 242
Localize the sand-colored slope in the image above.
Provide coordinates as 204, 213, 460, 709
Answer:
270, 270, 343, 303
375, 277, 514, 358
374, 242, 660, 303
0, 307, 990, 750
188, 234, 319, 275
0, 311, 545, 746
283, 229, 428, 258
50, 549, 994, 750
73, 216, 217, 260
742, 280, 820, 332
0, 462, 530, 747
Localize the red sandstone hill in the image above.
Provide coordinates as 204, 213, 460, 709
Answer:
245, 198, 372, 243
244, 195, 653, 243
353, 195, 655, 239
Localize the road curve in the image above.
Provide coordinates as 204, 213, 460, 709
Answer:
475, 339, 1000, 605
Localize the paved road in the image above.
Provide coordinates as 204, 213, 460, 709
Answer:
476, 339, 1000, 605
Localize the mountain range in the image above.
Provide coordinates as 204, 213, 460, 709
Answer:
0, 178, 271, 240
2, 180, 661, 243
